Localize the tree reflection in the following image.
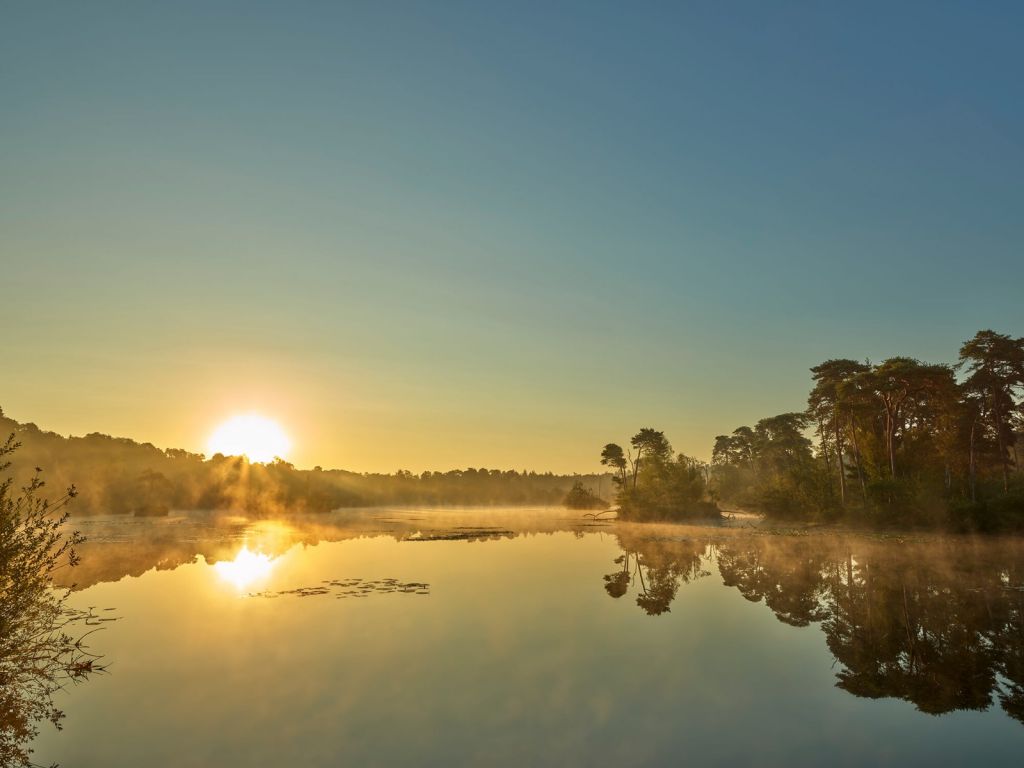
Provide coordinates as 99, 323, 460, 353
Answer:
718, 542, 829, 626
602, 533, 708, 616
605, 529, 1024, 725
815, 538, 1022, 720
603, 555, 631, 598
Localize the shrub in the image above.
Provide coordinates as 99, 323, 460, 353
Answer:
0, 435, 102, 767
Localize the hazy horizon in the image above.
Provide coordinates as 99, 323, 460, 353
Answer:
0, 322, 1010, 474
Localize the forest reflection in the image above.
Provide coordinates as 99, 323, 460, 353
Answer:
607, 530, 1024, 723
54, 510, 1024, 728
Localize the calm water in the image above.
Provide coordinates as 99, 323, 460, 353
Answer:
34, 508, 1024, 766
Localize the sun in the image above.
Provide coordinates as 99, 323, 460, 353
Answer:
207, 413, 291, 463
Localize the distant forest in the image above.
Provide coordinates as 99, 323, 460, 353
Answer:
0, 410, 611, 516
710, 329, 1024, 530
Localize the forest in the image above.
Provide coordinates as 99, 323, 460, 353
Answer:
709, 329, 1024, 530
0, 410, 610, 516
598, 330, 1023, 529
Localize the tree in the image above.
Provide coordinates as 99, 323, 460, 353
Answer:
856, 358, 952, 480
600, 444, 628, 489
808, 359, 870, 506
754, 413, 813, 478
730, 426, 757, 475
711, 434, 734, 465
712, 427, 757, 474
958, 330, 1024, 492
629, 428, 672, 489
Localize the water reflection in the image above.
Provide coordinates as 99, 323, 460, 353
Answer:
604, 529, 1024, 724
37, 509, 1024, 765
603, 540, 708, 615
58, 508, 607, 591
212, 546, 276, 590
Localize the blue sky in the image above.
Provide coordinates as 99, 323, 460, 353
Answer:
2, 1, 1022, 471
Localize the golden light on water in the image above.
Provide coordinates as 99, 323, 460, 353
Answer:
212, 546, 275, 590
207, 414, 291, 463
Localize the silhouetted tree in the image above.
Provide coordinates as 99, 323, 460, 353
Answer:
602, 430, 718, 521
958, 330, 1024, 492
600, 444, 628, 490
808, 359, 871, 506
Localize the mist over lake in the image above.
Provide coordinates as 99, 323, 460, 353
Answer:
25, 508, 1024, 767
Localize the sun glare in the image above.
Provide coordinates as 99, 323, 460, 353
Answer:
212, 546, 275, 590
207, 414, 291, 463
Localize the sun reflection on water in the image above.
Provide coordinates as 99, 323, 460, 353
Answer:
212, 546, 275, 590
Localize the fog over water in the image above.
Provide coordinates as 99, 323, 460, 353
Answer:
33, 508, 1024, 767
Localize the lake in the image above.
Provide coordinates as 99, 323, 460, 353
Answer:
33, 508, 1024, 766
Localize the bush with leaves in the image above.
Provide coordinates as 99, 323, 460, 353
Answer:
0, 434, 102, 767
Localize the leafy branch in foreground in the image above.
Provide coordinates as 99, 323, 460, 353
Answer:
0, 433, 105, 768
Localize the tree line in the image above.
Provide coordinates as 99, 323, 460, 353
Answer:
0, 410, 611, 516
711, 329, 1024, 529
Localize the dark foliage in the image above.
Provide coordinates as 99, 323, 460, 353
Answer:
0, 410, 611, 517
0, 436, 103, 767
599, 429, 720, 521
710, 329, 1024, 530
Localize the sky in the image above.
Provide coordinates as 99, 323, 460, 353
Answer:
2, 1, 1022, 473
